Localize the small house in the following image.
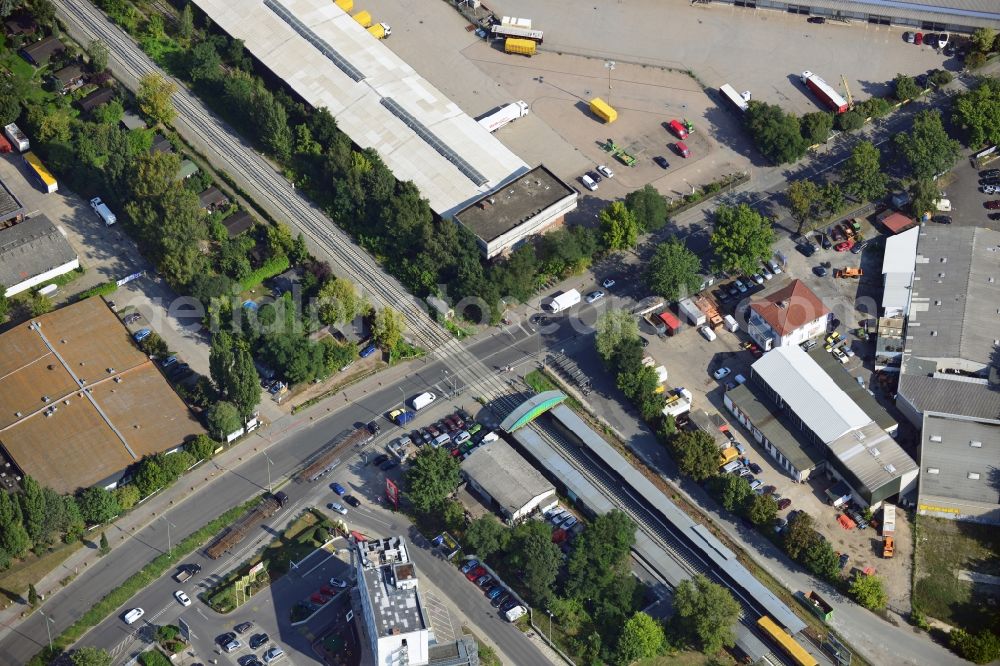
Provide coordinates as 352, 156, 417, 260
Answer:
120, 111, 147, 131
150, 133, 173, 154
21, 35, 65, 66
176, 159, 199, 181
77, 87, 116, 113
221, 210, 254, 238
4, 14, 38, 38
52, 63, 86, 94
198, 186, 229, 212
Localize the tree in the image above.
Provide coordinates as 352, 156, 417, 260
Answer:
566, 510, 636, 602
820, 182, 845, 216
507, 520, 561, 604
71, 647, 113, 666
803, 539, 840, 582
953, 79, 1000, 148
599, 201, 640, 251
466, 515, 510, 559
114, 485, 140, 511
950, 628, 1000, 665
928, 69, 953, 88
615, 612, 665, 665
624, 185, 669, 232
910, 178, 940, 219
371, 307, 404, 351
28, 582, 38, 607
849, 574, 888, 610
710, 204, 775, 276
595, 310, 640, 363
87, 39, 109, 72
77, 487, 120, 525
0, 491, 29, 558
178, 3, 194, 41
645, 240, 702, 301
786, 179, 821, 224
713, 474, 753, 513
187, 41, 222, 84
209, 330, 235, 394
893, 73, 922, 101
0, 0, 17, 18
783, 511, 819, 561
20, 476, 48, 546
745, 100, 809, 164
836, 110, 865, 132
0, 286, 8, 322
669, 430, 719, 482
99, 531, 109, 555
746, 493, 778, 526
971, 27, 996, 54
800, 111, 833, 144
227, 345, 261, 421
857, 96, 892, 119
404, 447, 460, 514
62, 497, 85, 543
206, 401, 242, 440
137, 73, 178, 125
893, 110, 960, 181
843, 141, 888, 202
672, 575, 740, 654
188, 434, 218, 461
134, 456, 168, 497
317, 278, 367, 326
441, 499, 465, 532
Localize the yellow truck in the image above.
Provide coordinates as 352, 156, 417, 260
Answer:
718, 446, 739, 467
367, 22, 391, 39
334, 0, 353, 11
504, 37, 536, 56
589, 97, 617, 123
352, 10, 372, 27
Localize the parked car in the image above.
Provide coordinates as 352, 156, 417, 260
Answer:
903, 31, 915, 43
360, 343, 377, 358
331, 482, 346, 495
985, 200, 1000, 210
327, 502, 347, 515
262, 646, 285, 664
585, 290, 605, 304
851, 240, 870, 254
778, 498, 792, 510
562, 516, 579, 529
653, 155, 669, 169
174, 590, 191, 607
366, 421, 380, 435
250, 633, 270, 650
768, 259, 782, 274
486, 586, 504, 600
734, 279, 747, 293
133, 328, 152, 342
749, 479, 763, 491
461, 559, 479, 574
713, 367, 731, 380
602, 277, 616, 289
343, 495, 360, 507
748, 462, 763, 475
465, 566, 486, 582
981, 169, 1000, 178
492, 591, 510, 608
596, 164, 614, 178
224, 639, 242, 653
914, 32, 924, 45
807, 16, 825, 24
838, 552, 850, 569
380, 459, 399, 471
372, 454, 389, 466
328, 577, 348, 588
476, 574, 494, 587
235, 621, 254, 634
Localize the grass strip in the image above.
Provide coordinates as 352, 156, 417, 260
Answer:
27, 497, 260, 666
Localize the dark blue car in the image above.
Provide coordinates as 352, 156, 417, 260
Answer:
360, 344, 377, 358
331, 482, 346, 495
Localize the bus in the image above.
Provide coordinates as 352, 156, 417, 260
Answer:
22, 151, 58, 193
719, 84, 749, 114
757, 616, 818, 666
490, 24, 544, 43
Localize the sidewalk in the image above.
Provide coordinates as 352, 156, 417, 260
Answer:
0, 357, 423, 644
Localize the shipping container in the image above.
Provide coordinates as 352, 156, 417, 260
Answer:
491, 24, 544, 43
678, 298, 706, 326
4, 123, 29, 152
800, 70, 848, 114
352, 10, 372, 27
658, 311, 681, 335
589, 97, 617, 123
719, 84, 749, 113
504, 37, 536, 56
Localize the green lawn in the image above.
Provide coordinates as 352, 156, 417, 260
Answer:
913, 516, 1000, 632
0, 541, 83, 606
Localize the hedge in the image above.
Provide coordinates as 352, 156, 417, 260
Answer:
239, 254, 290, 293
75, 281, 118, 301
26, 497, 260, 666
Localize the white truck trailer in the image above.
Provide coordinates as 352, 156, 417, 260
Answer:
544, 289, 581, 313
477, 101, 530, 133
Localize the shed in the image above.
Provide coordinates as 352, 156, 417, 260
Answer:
119, 111, 147, 131
150, 133, 173, 154
176, 159, 199, 180
426, 295, 453, 320
77, 87, 116, 113
878, 211, 917, 235
4, 14, 38, 37
658, 311, 680, 336
21, 35, 65, 66
198, 186, 229, 211
222, 210, 254, 238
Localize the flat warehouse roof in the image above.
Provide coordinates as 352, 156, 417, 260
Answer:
193, 0, 529, 216
461, 440, 554, 514
725, 385, 827, 472
452, 166, 576, 242
920, 413, 1000, 506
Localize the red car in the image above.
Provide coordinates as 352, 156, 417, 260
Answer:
668, 119, 689, 139
915, 32, 923, 45
834, 240, 854, 252
675, 141, 690, 158
985, 200, 1000, 209
465, 566, 486, 582
777, 498, 792, 510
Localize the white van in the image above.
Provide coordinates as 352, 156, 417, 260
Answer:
723, 314, 739, 332
504, 605, 527, 622
432, 433, 452, 449
123, 608, 144, 624
698, 325, 717, 342
90, 197, 117, 226
580, 174, 598, 191
411, 391, 436, 411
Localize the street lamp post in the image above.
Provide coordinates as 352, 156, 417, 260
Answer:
605, 60, 616, 105
398, 386, 405, 414
161, 516, 176, 555
545, 609, 553, 643
263, 452, 274, 494
39, 609, 54, 652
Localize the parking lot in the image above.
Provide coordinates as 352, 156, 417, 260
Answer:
938, 157, 1000, 232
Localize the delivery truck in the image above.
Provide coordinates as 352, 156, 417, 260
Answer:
367, 22, 391, 39
882, 503, 896, 558
4, 123, 28, 152
504, 37, 536, 56
543, 289, 581, 313
719, 84, 750, 113
477, 101, 529, 133
589, 98, 617, 123
800, 70, 849, 114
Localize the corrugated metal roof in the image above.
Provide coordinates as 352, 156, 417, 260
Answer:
752, 346, 870, 443
899, 374, 1000, 419
883, 226, 919, 275
460, 439, 553, 515
806, 0, 1000, 29
725, 385, 828, 472
826, 421, 917, 495
193, 0, 529, 217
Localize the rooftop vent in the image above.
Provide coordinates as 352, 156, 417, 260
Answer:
968, 472, 981, 480
884, 464, 896, 474
927, 467, 939, 474
930, 331, 937, 336
930, 435, 942, 442
971, 440, 983, 448
870, 447, 881, 457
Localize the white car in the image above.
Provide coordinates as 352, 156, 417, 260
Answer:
750, 273, 764, 285
224, 639, 241, 653
713, 367, 731, 380
327, 502, 347, 515
602, 278, 616, 289
596, 165, 614, 178
585, 290, 605, 304
734, 279, 747, 293
761, 268, 773, 280
263, 646, 286, 664
580, 174, 598, 191
767, 259, 782, 274
174, 590, 191, 607
937, 33, 949, 48
699, 326, 717, 341
984, 185, 998, 195
329, 577, 348, 588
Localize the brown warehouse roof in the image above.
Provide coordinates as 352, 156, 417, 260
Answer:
0, 298, 203, 493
